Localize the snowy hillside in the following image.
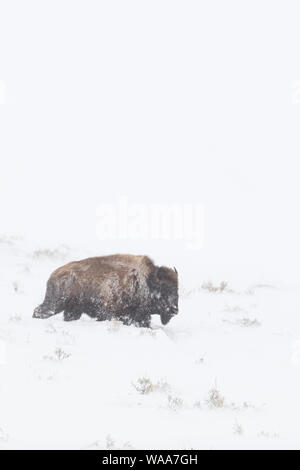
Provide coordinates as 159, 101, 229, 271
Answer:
1, 236, 300, 450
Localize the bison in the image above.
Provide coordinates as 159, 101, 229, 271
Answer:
33, 254, 178, 327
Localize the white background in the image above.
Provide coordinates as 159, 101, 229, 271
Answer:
1, 0, 300, 281
1, 1, 300, 450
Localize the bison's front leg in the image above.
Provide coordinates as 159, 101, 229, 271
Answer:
135, 316, 151, 328
132, 308, 152, 328
120, 310, 151, 328
63, 310, 82, 321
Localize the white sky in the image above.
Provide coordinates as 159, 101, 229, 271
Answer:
1, 1, 300, 282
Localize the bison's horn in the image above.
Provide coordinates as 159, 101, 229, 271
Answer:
173, 267, 177, 274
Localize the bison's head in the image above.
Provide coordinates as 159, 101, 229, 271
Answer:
149, 266, 178, 325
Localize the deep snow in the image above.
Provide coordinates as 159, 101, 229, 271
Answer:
1, 237, 300, 450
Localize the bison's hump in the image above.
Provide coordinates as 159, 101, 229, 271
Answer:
50, 254, 155, 281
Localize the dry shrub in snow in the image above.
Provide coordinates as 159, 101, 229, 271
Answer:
223, 304, 244, 313
9, 313, 22, 322
45, 324, 57, 334
223, 317, 261, 328
44, 324, 75, 344
85, 436, 134, 450
105, 435, 115, 449
230, 401, 256, 412
205, 388, 225, 409
195, 356, 205, 365
35, 371, 56, 382
133, 377, 170, 395
237, 318, 261, 327
0, 427, 8, 442
43, 347, 71, 362
201, 281, 232, 293
139, 328, 156, 338
205, 388, 255, 412
257, 431, 280, 439
167, 395, 183, 411
32, 246, 69, 261
233, 421, 244, 436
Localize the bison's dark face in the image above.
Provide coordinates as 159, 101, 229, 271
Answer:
149, 266, 178, 325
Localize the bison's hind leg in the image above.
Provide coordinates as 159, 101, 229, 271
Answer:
33, 276, 65, 320
120, 316, 151, 328
33, 304, 57, 319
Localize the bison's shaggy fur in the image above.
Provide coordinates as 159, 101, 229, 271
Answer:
33, 254, 178, 327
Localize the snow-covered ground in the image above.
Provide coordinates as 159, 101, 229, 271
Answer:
2, 0, 300, 452
1, 236, 300, 450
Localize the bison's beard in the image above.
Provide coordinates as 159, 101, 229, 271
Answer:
160, 312, 174, 325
